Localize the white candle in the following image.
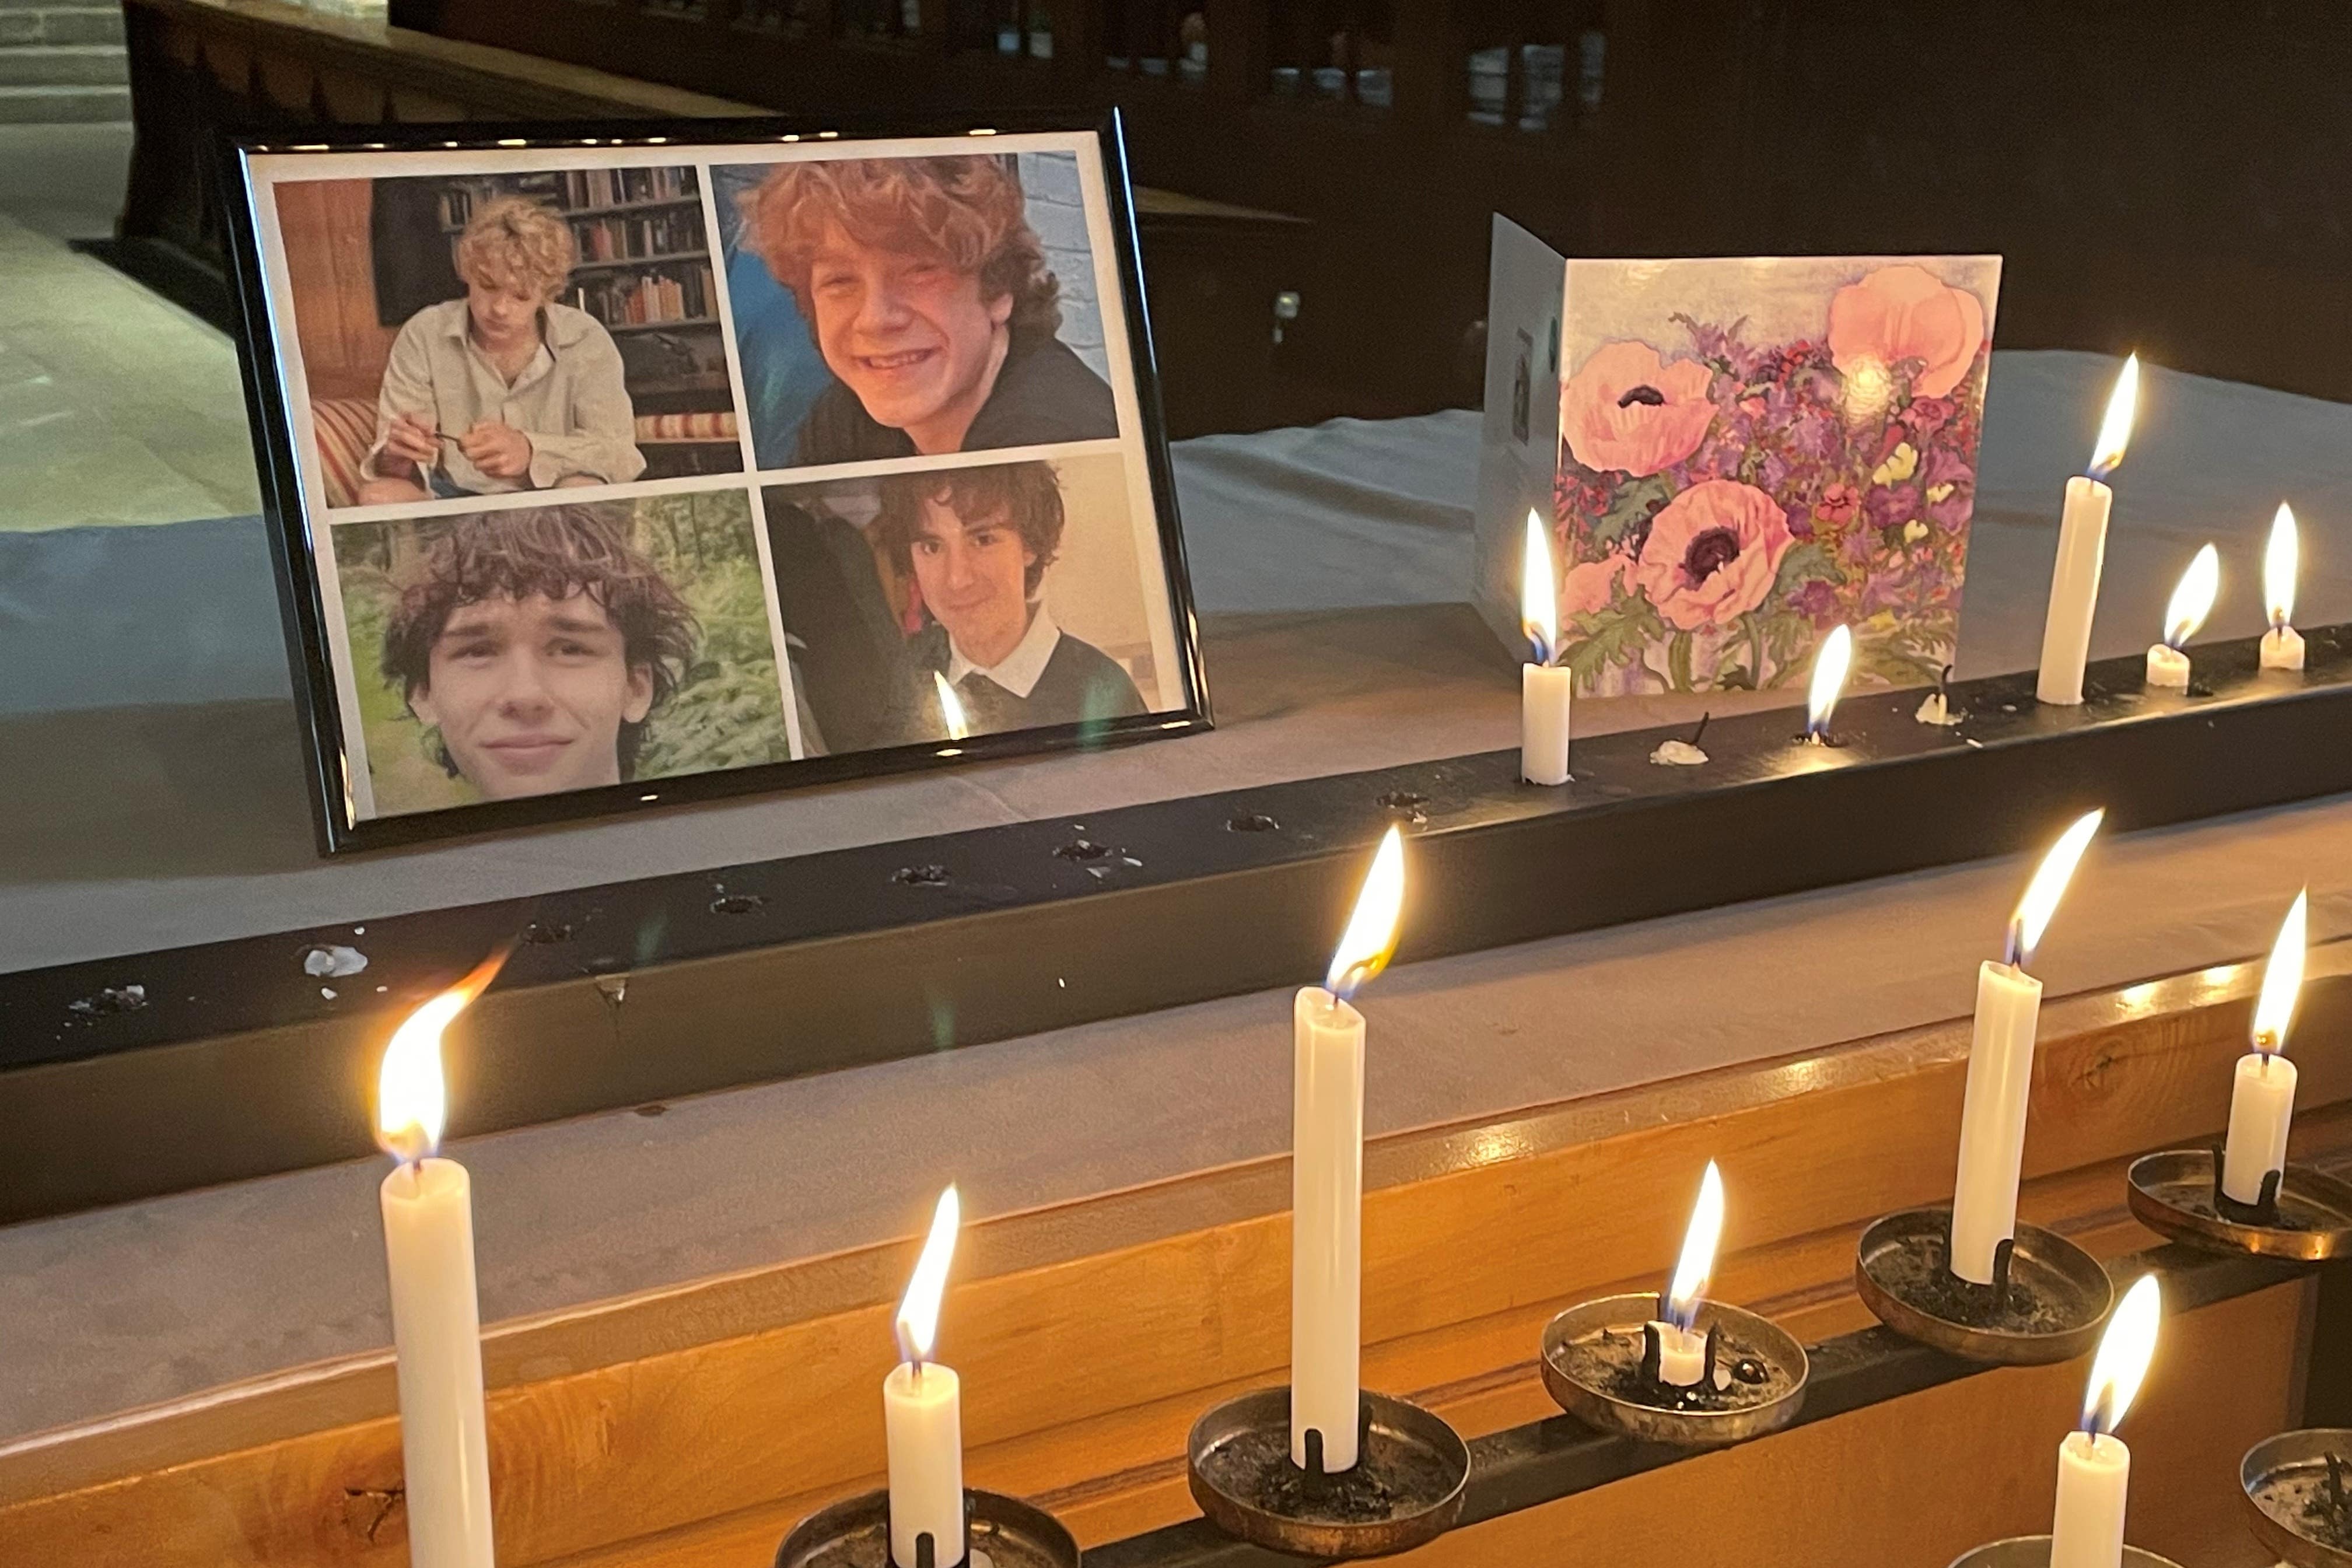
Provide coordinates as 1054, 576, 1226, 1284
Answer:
887, 1187, 965, 1568
1950, 810, 2104, 1284
1645, 1161, 1724, 1388
2038, 356, 2137, 706
374, 973, 501, 1568
1951, 958, 2042, 1284
1292, 985, 1364, 1468
2221, 891, 2306, 1205
2051, 1430, 2130, 1568
2262, 502, 2306, 671
2262, 626, 2306, 671
2049, 1274, 2162, 1568
1292, 827, 1406, 1473
2144, 542, 2218, 692
1520, 510, 1572, 786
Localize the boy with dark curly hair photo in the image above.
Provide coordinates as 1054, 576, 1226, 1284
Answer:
377, 505, 698, 802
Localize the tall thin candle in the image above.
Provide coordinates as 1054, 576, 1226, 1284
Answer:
376, 953, 506, 1568
886, 1186, 965, 1568
1950, 810, 2103, 1284
2038, 356, 2138, 706
1292, 826, 1406, 1473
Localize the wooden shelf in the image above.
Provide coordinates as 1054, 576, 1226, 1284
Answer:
559, 194, 705, 219
606, 314, 719, 332
572, 247, 711, 272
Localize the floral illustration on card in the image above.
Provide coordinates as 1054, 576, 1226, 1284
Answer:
1548, 258, 1999, 694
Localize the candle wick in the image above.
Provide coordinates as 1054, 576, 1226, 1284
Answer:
2002, 919, 2025, 971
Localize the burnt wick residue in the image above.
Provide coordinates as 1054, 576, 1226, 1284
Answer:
1227, 811, 1280, 834
1871, 1233, 2081, 1333
2165, 1176, 2334, 1234
1559, 1326, 1796, 1412
2253, 1455, 2352, 1550
893, 864, 951, 887
709, 893, 767, 916
68, 985, 147, 1018
1377, 790, 1429, 824
1198, 1424, 1456, 1526
1054, 838, 1115, 862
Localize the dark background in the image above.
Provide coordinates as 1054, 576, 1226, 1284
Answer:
373, 0, 2352, 434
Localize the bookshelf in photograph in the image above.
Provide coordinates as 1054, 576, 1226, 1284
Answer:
436, 166, 737, 479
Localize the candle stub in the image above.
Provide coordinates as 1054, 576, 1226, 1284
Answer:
1648, 738, 1708, 766
2144, 643, 2190, 690
1521, 663, 1573, 786
1647, 1321, 1707, 1387
2262, 625, 2306, 670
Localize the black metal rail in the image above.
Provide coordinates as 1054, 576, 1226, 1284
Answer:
8, 624, 2352, 1221
1085, 1245, 2330, 1566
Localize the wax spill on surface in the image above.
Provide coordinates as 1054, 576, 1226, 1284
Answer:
894, 864, 950, 886
1228, 811, 1280, 833
67, 985, 146, 1017
302, 944, 369, 978
1914, 692, 1965, 727
321, 987, 337, 999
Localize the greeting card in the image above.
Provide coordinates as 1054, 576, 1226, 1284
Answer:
1477, 225, 2001, 695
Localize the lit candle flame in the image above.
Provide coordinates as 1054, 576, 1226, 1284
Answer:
1663, 1160, 1724, 1332
2266, 503, 2298, 631
1805, 625, 1853, 738
1521, 510, 1559, 667
2080, 1273, 2161, 1437
2161, 543, 2220, 651
894, 1184, 961, 1366
2253, 888, 2308, 1056
1325, 825, 1406, 1000
2088, 354, 2138, 479
933, 671, 969, 743
2007, 808, 2104, 968
374, 948, 508, 1165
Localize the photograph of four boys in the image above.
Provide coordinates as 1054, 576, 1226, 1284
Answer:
285, 149, 1167, 817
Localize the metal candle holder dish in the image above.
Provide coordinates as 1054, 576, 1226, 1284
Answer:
2241, 1429, 2352, 1567
1944, 1537, 2183, 1568
2126, 1150, 2352, 1260
1538, 1292, 1808, 1447
1855, 1207, 2113, 1364
1184, 1387, 1469, 1560
774, 1489, 1080, 1568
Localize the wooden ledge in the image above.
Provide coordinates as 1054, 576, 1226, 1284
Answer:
4, 942, 2347, 1563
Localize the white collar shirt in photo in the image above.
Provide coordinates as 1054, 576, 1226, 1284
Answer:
948, 604, 1063, 699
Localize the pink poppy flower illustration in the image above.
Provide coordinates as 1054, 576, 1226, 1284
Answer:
1560, 551, 1633, 617
1826, 265, 1986, 400
1559, 340, 1715, 477
1634, 480, 1794, 631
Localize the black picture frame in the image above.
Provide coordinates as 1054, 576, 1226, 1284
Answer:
215, 110, 1210, 855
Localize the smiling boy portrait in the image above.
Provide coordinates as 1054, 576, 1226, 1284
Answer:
732, 154, 1119, 467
